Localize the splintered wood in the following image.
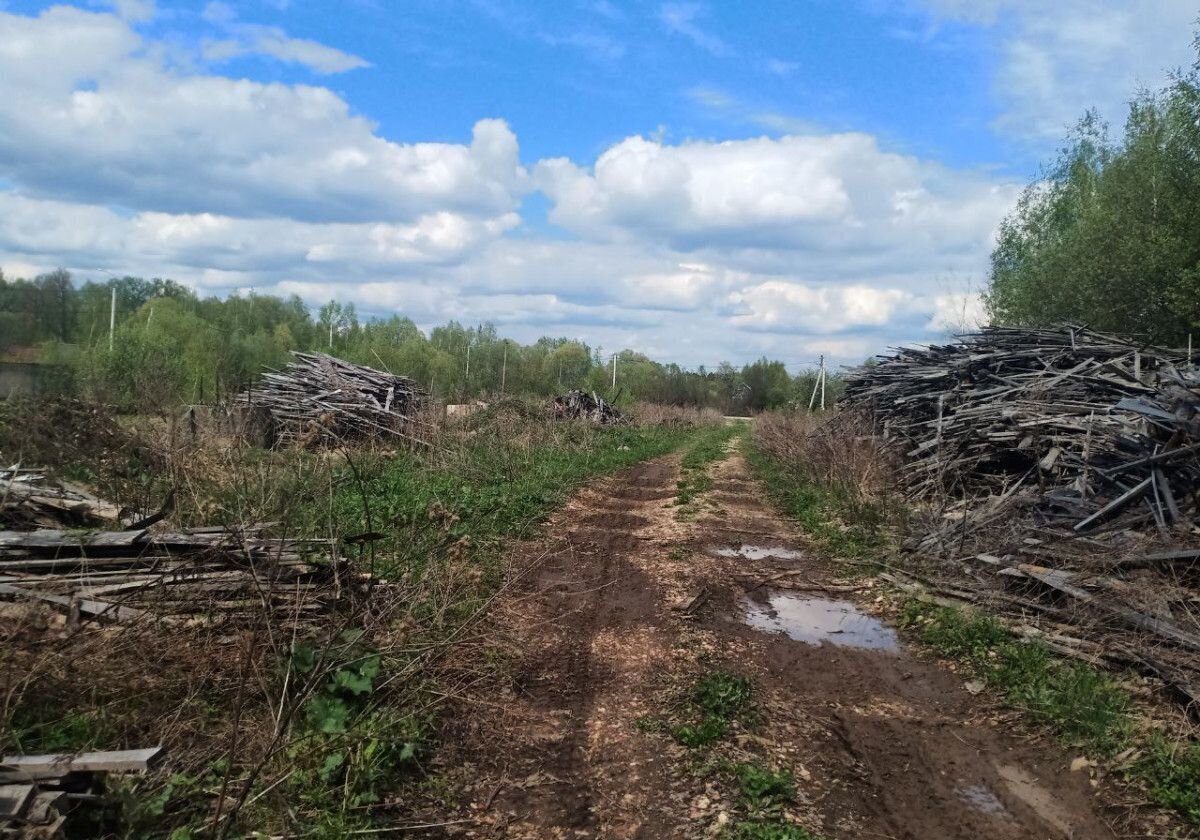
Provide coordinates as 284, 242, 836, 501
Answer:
552, 389, 625, 424
0, 467, 123, 529
241, 351, 425, 446
0, 522, 346, 629
842, 325, 1200, 713
842, 325, 1200, 538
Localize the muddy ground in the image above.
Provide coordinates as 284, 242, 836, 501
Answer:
424, 443, 1129, 839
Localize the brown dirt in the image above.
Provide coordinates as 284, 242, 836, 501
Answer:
426, 444, 1128, 839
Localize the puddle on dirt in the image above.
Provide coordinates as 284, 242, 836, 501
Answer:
740, 592, 900, 651
957, 785, 1009, 817
710, 544, 804, 561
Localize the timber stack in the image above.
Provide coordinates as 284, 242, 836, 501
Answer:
552, 389, 624, 424
241, 352, 424, 446
841, 325, 1200, 538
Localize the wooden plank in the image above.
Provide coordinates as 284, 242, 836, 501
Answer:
0, 747, 164, 782
0, 582, 148, 624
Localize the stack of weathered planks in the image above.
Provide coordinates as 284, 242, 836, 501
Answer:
0, 467, 123, 529
552, 390, 624, 424
241, 352, 425, 446
0, 523, 344, 627
842, 325, 1200, 537
1, 747, 163, 838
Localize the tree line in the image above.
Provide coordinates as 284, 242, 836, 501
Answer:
988, 42, 1200, 345
0, 271, 842, 413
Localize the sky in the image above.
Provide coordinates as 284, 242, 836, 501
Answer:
0, 1, 1197, 369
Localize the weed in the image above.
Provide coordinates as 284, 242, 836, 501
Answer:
1138, 734, 1200, 824
733, 762, 794, 815
675, 424, 741, 514
670, 671, 755, 749
634, 715, 665, 733
728, 821, 822, 840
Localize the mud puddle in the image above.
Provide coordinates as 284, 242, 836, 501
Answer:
710, 543, 804, 561
740, 591, 899, 651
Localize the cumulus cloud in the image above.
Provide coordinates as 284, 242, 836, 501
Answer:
917, 0, 1199, 141
0, 7, 526, 223
535, 132, 1017, 258
0, 3, 1026, 367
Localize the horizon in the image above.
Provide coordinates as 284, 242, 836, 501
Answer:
0, 0, 1196, 370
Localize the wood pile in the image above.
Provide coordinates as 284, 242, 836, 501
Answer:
241, 352, 425, 446
1, 747, 162, 839
552, 390, 624, 424
0, 523, 345, 628
842, 325, 1200, 712
1, 467, 124, 529
841, 325, 1200, 536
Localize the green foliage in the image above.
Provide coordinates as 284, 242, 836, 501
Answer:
901, 602, 1130, 750
7, 707, 113, 753
732, 763, 794, 815
728, 821, 821, 840
1139, 734, 1200, 824
987, 52, 1200, 343
670, 671, 756, 749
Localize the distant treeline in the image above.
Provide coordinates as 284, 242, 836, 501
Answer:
988, 46, 1200, 345
0, 271, 841, 413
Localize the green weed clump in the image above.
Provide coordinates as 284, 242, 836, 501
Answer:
1138, 735, 1200, 825
728, 822, 822, 840
670, 671, 755, 748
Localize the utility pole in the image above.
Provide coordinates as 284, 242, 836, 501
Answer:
611, 352, 618, 389
465, 341, 471, 386
501, 341, 508, 392
108, 286, 116, 352
328, 317, 334, 349
819, 354, 826, 411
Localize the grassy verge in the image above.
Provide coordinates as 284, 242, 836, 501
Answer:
900, 601, 1200, 826
743, 440, 889, 561
2, 406, 708, 837
675, 423, 743, 517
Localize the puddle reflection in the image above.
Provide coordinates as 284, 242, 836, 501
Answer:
711, 544, 804, 561
740, 591, 899, 651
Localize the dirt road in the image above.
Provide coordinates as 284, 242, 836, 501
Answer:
430, 443, 1120, 839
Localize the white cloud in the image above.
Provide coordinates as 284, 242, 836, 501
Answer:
0, 4, 1027, 368
535, 132, 1017, 259
659, 2, 731, 56
203, 27, 369, 74
765, 58, 799, 77
0, 7, 525, 222
917, 0, 1199, 141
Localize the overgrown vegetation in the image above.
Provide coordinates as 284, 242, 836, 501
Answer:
988, 44, 1200, 342
0, 403, 712, 836
670, 671, 756, 748
747, 412, 897, 560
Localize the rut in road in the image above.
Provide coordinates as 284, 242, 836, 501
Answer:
430, 441, 1121, 839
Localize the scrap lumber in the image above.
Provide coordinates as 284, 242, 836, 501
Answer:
241, 352, 425, 446
552, 390, 624, 424
0, 467, 124, 529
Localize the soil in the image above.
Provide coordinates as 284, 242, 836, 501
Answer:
425, 442, 1129, 839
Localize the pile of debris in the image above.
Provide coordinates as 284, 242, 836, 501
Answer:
842, 325, 1200, 712
1, 747, 162, 838
842, 325, 1199, 537
1, 467, 123, 529
242, 352, 425, 446
552, 390, 624, 424
0, 523, 345, 628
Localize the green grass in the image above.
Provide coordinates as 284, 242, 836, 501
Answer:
900, 600, 1200, 827
675, 423, 742, 512
728, 821, 822, 840
743, 441, 890, 561
899, 601, 1129, 751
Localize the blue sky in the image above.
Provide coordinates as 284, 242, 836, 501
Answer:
0, 0, 1196, 368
